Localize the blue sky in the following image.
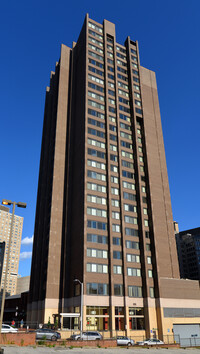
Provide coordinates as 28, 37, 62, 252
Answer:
1, 0, 200, 277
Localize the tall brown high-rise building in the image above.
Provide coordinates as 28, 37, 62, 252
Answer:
28, 15, 200, 338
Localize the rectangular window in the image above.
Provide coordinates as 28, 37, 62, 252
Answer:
112, 224, 121, 233
87, 220, 107, 230
128, 286, 142, 297
87, 194, 106, 205
112, 211, 120, 220
126, 254, 140, 263
123, 192, 136, 201
125, 228, 138, 236
110, 154, 118, 162
149, 287, 154, 298
111, 165, 118, 173
147, 256, 152, 264
111, 199, 120, 207
88, 128, 105, 138
87, 233, 108, 244
144, 219, 149, 227
88, 99, 105, 111
124, 204, 137, 213
126, 240, 139, 249
87, 207, 107, 218
148, 269, 153, 278
113, 237, 121, 245
87, 182, 106, 193
111, 176, 118, 184
87, 263, 108, 273
88, 81, 104, 93
88, 118, 105, 128
87, 248, 108, 259
88, 108, 105, 119
111, 187, 119, 195
114, 284, 124, 296
88, 148, 105, 159
122, 170, 134, 179
127, 267, 141, 277
88, 74, 104, 86
87, 159, 106, 170
123, 181, 135, 190
87, 170, 106, 181
121, 151, 133, 159
113, 251, 122, 259
87, 283, 108, 295
113, 265, 122, 274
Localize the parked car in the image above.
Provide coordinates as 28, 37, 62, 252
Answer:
70, 331, 102, 340
1, 324, 18, 333
117, 336, 135, 346
137, 338, 164, 345
36, 328, 61, 341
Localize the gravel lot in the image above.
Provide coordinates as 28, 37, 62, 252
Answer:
1, 347, 200, 354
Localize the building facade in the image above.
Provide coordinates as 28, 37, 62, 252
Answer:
176, 228, 200, 280
0, 205, 23, 296
28, 15, 200, 338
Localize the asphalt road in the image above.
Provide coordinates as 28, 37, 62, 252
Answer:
1, 347, 200, 354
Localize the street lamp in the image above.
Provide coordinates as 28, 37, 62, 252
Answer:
0, 199, 26, 333
74, 278, 83, 337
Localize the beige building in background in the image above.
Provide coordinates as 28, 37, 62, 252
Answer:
0, 205, 23, 296
28, 15, 200, 339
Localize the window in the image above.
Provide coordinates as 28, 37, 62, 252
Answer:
124, 204, 137, 213
88, 91, 104, 102
117, 74, 128, 82
147, 256, 152, 264
134, 84, 140, 91
114, 284, 124, 296
113, 265, 122, 274
87, 248, 108, 259
88, 128, 105, 138
125, 228, 138, 236
148, 269, 153, 278
111, 165, 118, 173
111, 187, 119, 195
123, 192, 136, 201
127, 267, 141, 277
88, 43, 103, 54
89, 36, 103, 47
126, 254, 140, 263
87, 220, 107, 230
120, 122, 131, 130
87, 207, 107, 218
121, 141, 132, 149
110, 144, 117, 152
110, 154, 118, 162
122, 170, 134, 179
116, 52, 126, 59
108, 98, 115, 105
87, 194, 106, 205
142, 196, 147, 203
119, 113, 131, 122
87, 233, 108, 244
119, 96, 129, 105
87, 159, 106, 170
120, 131, 132, 140
88, 99, 105, 111
88, 149, 105, 159
109, 124, 116, 132
133, 76, 139, 83
136, 107, 142, 114
144, 219, 149, 227
88, 51, 103, 62
140, 165, 144, 172
108, 89, 115, 96
88, 118, 105, 128
145, 231, 150, 239
112, 211, 120, 220
113, 237, 121, 245
88, 22, 103, 33
123, 181, 135, 190
149, 287, 154, 298
88, 66, 104, 77
87, 170, 106, 181
121, 151, 133, 159
112, 224, 121, 232
88, 74, 104, 86
88, 108, 105, 119
134, 92, 141, 99
141, 186, 146, 193
139, 156, 143, 163
118, 89, 129, 98
119, 105, 130, 113
88, 82, 104, 93
110, 134, 117, 142
131, 48, 137, 55
87, 283, 108, 295
146, 243, 151, 251
113, 251, 122, 259
88, 29, 103, 40
111, 176, 118, 184
112, 199, 120, 207
125, 215, 137, 224
87, 182, 106, 193
128, 286, 142, 297
126, 240, 139, 249
87, 263, 108, 273
109, 116, 116, 123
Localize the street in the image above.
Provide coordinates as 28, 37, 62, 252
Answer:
1, 347, 200, 354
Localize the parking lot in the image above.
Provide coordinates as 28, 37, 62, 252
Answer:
2, 347, 200, 354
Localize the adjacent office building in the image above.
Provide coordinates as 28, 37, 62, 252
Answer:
0, 206, 23, 296
28, 15, 200, 338
176, 228, 200, 280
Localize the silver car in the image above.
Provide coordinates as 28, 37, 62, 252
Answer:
1, 324, 18, 333
36, 328, 61, 341
70, 331, 102, 340
137, 338, 164, 345
117, 336, 135, 346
